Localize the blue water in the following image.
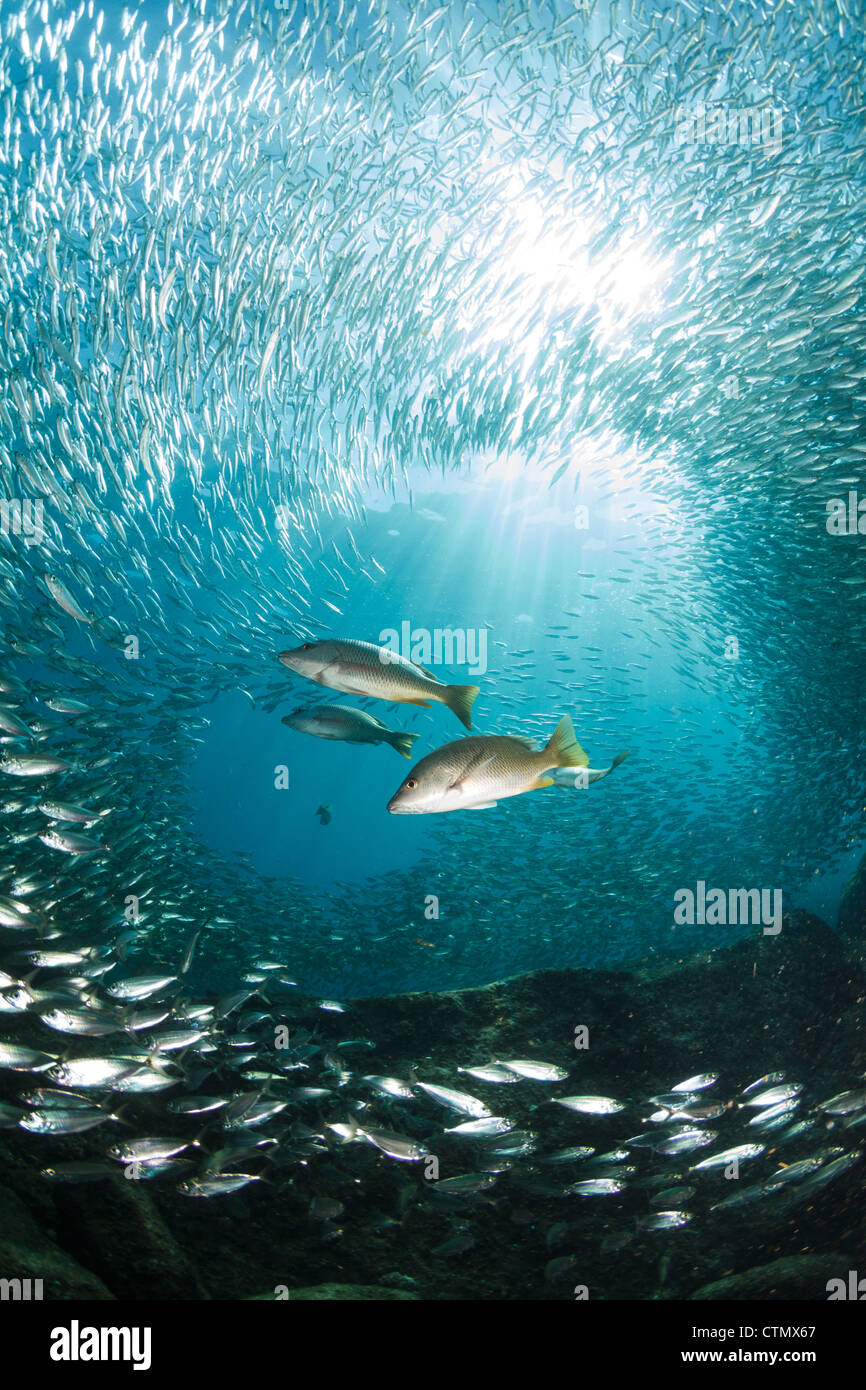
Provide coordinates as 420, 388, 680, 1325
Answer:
1, 0, 864, 1005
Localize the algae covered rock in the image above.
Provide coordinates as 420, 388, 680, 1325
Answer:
250, 1283, 419, 1300
839, 851, 866, 940
689, 1254, 851, 1300
0, 1183, 114, 1301
51, 1176, 209, 1300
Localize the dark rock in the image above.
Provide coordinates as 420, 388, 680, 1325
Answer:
331, 909, 865, 1093
839, 852, 866, 940
52, 1176, 210, 1300
2, 910, 863, 1303
689, 1254, 851, 1300
249, 1283, 419, 1300
0, 1184, 114, 1300
380, 1271, 417, 1289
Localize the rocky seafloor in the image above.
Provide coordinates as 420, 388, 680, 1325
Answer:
1, 896, 865, 1302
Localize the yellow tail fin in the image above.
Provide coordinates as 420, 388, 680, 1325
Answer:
444, 684, 479, 731
544, 715, 589, 767
389, 731, 420, 758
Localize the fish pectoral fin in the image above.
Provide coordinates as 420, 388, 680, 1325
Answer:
448, 754, 495, 794
467, 801, 498, 810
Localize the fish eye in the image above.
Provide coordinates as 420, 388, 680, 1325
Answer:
405, 779, 417, 789
301, 643, 313, 650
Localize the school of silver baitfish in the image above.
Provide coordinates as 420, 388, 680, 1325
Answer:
0, 0, 865, 1282
1, 999, 865, 1268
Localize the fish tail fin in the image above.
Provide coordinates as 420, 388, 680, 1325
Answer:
389, 731, 420, 758
93, 615, 121, 641
444, 684, 479, 730
146, 1046, 172, 1076
545, 715, 589, 767
611, 749, 632, 770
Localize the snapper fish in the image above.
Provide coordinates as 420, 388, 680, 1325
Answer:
283, 704, 419, 758
278, 638, 479, 729
387, 716, 588, 814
